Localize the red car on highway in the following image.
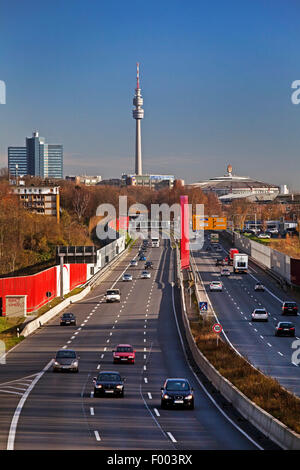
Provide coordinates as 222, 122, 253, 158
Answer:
113, 344, 136, 364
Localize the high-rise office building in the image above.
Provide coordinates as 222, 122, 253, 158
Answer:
8, 147, 27, 177
8, 131, 63, 179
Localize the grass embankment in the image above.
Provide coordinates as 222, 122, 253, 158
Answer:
190, 320, 300, 434
0, 316, 25, 351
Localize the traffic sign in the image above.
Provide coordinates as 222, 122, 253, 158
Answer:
212, 323, 223, 334
199, 302, 208, 312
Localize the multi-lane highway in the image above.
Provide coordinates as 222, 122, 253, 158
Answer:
0, 239, 277, 450
192, 234, 300, 397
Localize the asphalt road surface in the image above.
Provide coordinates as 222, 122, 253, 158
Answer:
0, 239, 275, 450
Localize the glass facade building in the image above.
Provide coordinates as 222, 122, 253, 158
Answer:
8, 132, 63, 179
8, 147, 28, 176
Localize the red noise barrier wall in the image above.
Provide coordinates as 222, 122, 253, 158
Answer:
0, 267, 57, 316
69, 264, 87, 291
0, 263, 88, 316
180, 195, 190, 270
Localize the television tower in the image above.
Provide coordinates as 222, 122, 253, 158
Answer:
132, 62, 144, 175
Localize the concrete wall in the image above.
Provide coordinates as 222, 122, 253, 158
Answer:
271, 249, 291, 283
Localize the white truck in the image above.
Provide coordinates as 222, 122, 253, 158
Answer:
233, 253, 248, 273
151, 237, 160, 247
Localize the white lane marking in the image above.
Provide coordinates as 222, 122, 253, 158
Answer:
278, 352, 283, 356
110, 332, 112, 336
167, 432, 177, 443
144, 347, 147, 352
106, 339, 110, 343
144, 377, 148, 384
144, 365, 147, 371
90, 391, 94, 398
144, 354, 147, 359
147, 392, 152, 399
77, 327, 82, 331
144, 339, 146, 342
71, 336, 76, 339
94, 430, 101, 441
74, 332, 79, 335
7, 360, 53, 450
104, 347, 107, 351
62, 345, 67, 349
90, 407, 95, 416
260, 335, 264, 339
97, 364, 101, 370
67, 341, 71, 344
154, 408, 160, 417
5, 386, 27, 391
101, 354, 104, 359
0, 389, 23, 396
267, 343, 272, 347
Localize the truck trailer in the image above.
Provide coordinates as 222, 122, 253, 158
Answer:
233, 253, 248, 273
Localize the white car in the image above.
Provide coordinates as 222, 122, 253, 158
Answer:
122, 273, 133, 282
257, 233, 271, 239
130, 259, 138, 267
209, 281, 223, 292
141, 271, 151, 279
221, 268, 230, 276
251, 308, 268, 322
106, 289, 121, 303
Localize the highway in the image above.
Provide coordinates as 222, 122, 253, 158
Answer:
0, 239, 276, 450
191, 233, 300, 397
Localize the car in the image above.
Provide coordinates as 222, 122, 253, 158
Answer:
257, 233, 271, 239
145, 261, 153, 269
139, 255, 146, 261
113, 344, 136, 364
209, 281, 223, 291
130, 259, 138, 267
282, 301, 298, 316
254, 282, 265, 291
93, 371, 125, 397
106, 289, 121, 303
215, 258, 224, 266
53, 349, 79, 372
275, 322, 295, 337
141, 270, 151, 279
221, 268, 230, 276
161, 378, 194, 409
122, 273, 133, 282
60, 312, 76, 326
251, 308, 268, 322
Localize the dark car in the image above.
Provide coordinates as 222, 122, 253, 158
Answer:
139, 255, 146, 261
215, 258, 224, 266
93, 371, 125, 397
53, 349, 79, 372
161, 378, 194, 410
254, 282, 265, 292
275, 322, 295, 337
60, 313, 76, 326
282, 301, 298, 316
145, 261, 153, 269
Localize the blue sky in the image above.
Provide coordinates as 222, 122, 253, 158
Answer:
0, 0, 299, 188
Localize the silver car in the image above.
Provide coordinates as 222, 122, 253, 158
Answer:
141, 271, 151, 279
53, 349, 79, 373
122, 273, 133, 282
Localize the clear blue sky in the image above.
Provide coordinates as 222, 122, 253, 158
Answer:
0, 0, 299, 188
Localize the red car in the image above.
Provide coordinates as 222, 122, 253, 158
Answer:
113, 344, 136, 364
